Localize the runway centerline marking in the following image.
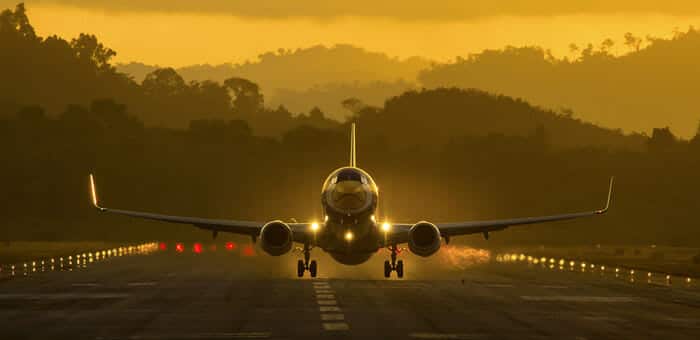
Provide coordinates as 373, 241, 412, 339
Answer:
322, 322, 349, 331
320, 306, 341, 312
127, 282, 158, 287
321, 313, 345, 321
71, 283, 101, 287
409, 333, 486, 339
315, 294, 335, 299
317, 299, 337, 305
521, 296, 641, 303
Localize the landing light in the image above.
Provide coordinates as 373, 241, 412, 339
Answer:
381, 222, 391, 232
345, 231, 354, 242
311, 222, 320, 232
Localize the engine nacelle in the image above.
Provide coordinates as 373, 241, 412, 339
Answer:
408, 221, 441, 257
260, 220, 293, 256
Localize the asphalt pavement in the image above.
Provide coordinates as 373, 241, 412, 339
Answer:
0, 242, 699, 339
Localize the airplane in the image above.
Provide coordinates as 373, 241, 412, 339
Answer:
89, 123, 614, 278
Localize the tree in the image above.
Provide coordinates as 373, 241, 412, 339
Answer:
624, 32, 642, 52
142, 68, 186, 96
223, 77, 263, 114
647, 127, 678, 153
70, 33, 116, 71
0, 3, 37, 40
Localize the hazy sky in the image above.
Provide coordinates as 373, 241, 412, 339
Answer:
6, 1, 700, 66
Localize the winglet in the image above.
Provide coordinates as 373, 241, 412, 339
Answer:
349, 123, 356, 167
89, 174, 106, 211
596, 176, 614, 214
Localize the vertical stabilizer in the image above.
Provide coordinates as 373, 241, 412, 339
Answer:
350, 123, 356, 167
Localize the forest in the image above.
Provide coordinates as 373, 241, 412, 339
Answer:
2, 3, 700, 246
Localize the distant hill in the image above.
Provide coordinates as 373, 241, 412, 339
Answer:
356, 87, 646, 151
117, 44, 429, 120
419, 29, 700, 138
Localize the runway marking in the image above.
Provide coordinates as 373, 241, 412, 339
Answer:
482, 283, 514, 288
319, 306, 341, 312
322, 322, 349, 331
320, 313, 345, 321
0, 293, 129, 300
315, 294, 335, 299
71, 283, 102, 287
313, 285, 331, 290
127, 282, 158, 287
314, 289, 333, 294
409, 333, 486, 339
96, 332, 271, 339
582, 316, 625, 322
317, 299, 337, 305
521, 296, 641, 303
539, 285, 569, 289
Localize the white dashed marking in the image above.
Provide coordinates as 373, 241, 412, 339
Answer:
320, 306, 341, 312
317, 299, 337, 305
127, 282, 157, 287
320, 313, 345, 321
409, 333, 486, 339
316, 294, 335, 299
322, 322, 349, 331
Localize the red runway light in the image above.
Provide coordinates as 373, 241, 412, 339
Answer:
159, 242, 167, 251
242, 245, 255, 257
193, 243, 202, 254
225, 242, 237, 251
175, 243, 184, 253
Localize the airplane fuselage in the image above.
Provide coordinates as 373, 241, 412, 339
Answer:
317, 166, 381, 265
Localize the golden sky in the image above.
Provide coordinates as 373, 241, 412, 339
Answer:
8, 1, 700, 66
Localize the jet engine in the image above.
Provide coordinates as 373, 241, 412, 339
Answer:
408, 221, 441, 257
260, 221, 293, 256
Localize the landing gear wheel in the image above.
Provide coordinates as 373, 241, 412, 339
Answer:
309, 260, 318, 278
396, 260, 404, 278
297, 259, 305, 277
384, 260, 392, 278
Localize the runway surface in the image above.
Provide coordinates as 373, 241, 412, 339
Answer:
1, 242, 699, 339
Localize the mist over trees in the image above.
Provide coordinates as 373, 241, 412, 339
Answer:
117, 29, 700, 138
419, 29, 700, 138
3, 3, 700, 246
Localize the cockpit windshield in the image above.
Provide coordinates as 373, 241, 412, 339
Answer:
335, 169, 364, 183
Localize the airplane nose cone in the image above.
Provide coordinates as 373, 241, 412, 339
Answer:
331, 181, 366, 211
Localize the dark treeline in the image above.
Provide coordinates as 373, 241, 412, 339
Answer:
2, 3, 700, 246
0, 4, 338, 136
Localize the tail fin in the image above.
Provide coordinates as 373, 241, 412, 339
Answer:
349, 123, 356, 167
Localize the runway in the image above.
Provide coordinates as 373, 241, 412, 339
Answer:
1, 242, 699, 339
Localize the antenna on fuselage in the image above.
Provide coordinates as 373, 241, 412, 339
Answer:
350, 123, 356, 167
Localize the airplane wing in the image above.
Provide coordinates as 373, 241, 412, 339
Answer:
88, 174, 313, 242
386, 177, 614, 244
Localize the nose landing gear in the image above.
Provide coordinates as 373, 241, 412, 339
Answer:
383, 245, 404, 278
297, 244, 317, 278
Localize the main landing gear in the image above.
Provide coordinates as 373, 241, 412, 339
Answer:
384, 245, 404, 278
297, 244, 317, 278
